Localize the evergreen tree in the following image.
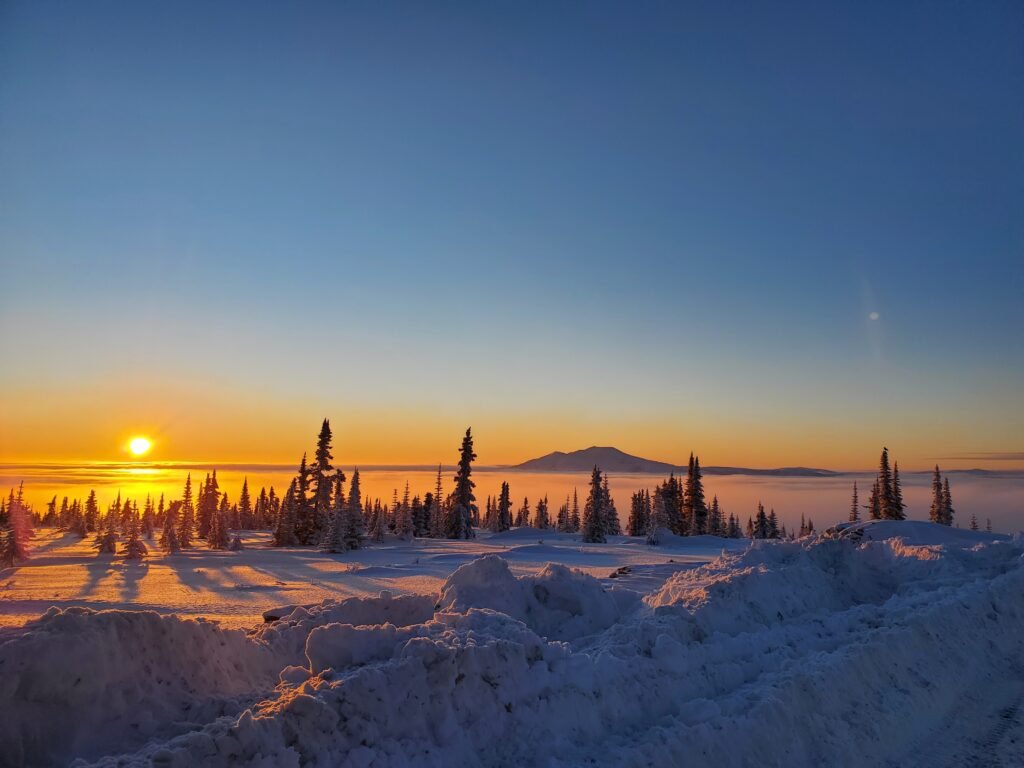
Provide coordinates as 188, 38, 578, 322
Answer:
892, 462, 906, 520
708, 495, 723, 536
570, 489, 581, 532
273, 480, 299, 546
969, 512, 979, 531
986, 518, 992, 533
684, 454, 708, 535
84, 490, 99, 533
745, 516, 754, 538
311, 419, 334, 544
754, 503, 769, 539
209, 493, 230, 549
942, 477, 955, 526
929, 466, 944, 524
160, 501, 181, 554
767, 508, 779, 539
661, 474, 683, 535
496, 482, 512, 532
445, 428, 477, 539
395, 482, 414, 539
516, 497, 530, 527
94, 507, 119, 554
602, 476, 621, 535
293, 453, 315, 544
121, 507, 148, 560
238, 477, 254, 529
368, 503, 386, 543
867, 479, 882, 521
343, 469, 365, 550
534, 496, 550, 530
627, 491, 649, 537
429, 465, 445, 538
646, 487, 669, 545
849, 482, 860, 523
178, 474, 195, 548
581, 466, 607, 543
877, 447, 897, 520
229, 533, 244, 551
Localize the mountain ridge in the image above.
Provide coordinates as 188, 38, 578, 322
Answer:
513, 446, 840, 477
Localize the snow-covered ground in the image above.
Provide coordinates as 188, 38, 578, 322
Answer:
1, 522, 1022, 767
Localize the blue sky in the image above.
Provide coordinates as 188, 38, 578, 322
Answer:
1, 1, 1022, 467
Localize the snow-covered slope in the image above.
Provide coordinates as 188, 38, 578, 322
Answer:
1, 522, 1021, 767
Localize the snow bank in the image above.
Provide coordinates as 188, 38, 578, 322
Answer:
8, 524, 1024, 767
834, 518, 1011, 545
0, 607, 278, 767
256, 592, 436, 667
436, 555, 634, 641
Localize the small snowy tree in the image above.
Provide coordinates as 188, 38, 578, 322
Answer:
395, 482, 414, 540
121, 509, 148, 561
94, 508, 118, 554
646, 487, 669, 545
941, 477, 955, 526
273, 480, 300, 546
849, 482, 860, 523
209, 494, 230, 549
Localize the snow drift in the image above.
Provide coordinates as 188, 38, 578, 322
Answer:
1, 521, 1021, 767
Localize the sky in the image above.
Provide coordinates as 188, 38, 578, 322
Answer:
1, 1, 1022, 470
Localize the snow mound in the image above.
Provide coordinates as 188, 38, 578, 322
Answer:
256, 591, 436, 666
0, 607, 278, 767
436, 555, 632, 641
833, 518, 1010, 545
78, 538, 1024, 767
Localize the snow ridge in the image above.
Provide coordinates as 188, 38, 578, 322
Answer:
1, 526, 1020, 767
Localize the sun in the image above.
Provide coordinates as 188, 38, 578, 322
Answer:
129, 437, 152, 456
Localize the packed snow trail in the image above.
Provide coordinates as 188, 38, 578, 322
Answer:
0, 522, 1020, 767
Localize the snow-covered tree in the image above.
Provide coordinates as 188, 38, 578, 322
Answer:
867, 479, 882, 521
496, 482, 512, 532
515, 497, 530, 528
602, 476, 620, 535
646, 487, 669, 545
160, 501, 181, 554
684, 454, 708, 535
891, 462, 906, 520
969, 512, 979, 531
94, 507, 118, 554
849, 482, 860, 523
533, 496, 550, 530
627, 490, 649, 537
121, 508, 148, 560
395, 482, 414, 540
209, 493, 230, 549
343, 469, 365, 550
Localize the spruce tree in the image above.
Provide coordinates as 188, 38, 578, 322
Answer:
429, 465, 445, 538
877, 448, 897, 520
534, 496, 550, 530
969, 513, 979, 531
570, 489, 581, 532
754, 503, 769, 539
849, 482, 860, 523
867, 479, 882, 521
646, 487, 668, 545
209, 494, 230, 549
293, 453, 314, 544
84, 490, 99, 532
160, 502, 181, 554
94, 508, 119, 554
273, 480, 300, 546
602, 476, 621, 535
516, 497, 530, 527
497, 482, 512, 532
368, 504, 386, 543
445, 428, 477, 539
581, 466, 607, 543
395, 482, 414, 540
178, 474, 195, 548
627, 491, 647, 537
708, 495, 723, 536
238, 478, 254, 529
941, 477, 955, 526
121, 508, 148, 560
311, 419, 334, 544
343, 469, 365, 549
929, 466, 944, 524
891, 463, 906, 520
684, 455, 708, 535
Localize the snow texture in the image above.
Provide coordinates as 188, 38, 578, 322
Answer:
1, 520, 1021, 767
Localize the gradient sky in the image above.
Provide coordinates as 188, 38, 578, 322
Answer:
1, 1, 1022, 470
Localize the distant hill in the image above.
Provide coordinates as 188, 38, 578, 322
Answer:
513, 446, 839, 477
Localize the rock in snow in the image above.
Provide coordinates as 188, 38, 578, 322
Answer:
0, 521, 1021, 767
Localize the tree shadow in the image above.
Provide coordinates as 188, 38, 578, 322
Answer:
119, 561, 149, 601
79, 556, 117, 598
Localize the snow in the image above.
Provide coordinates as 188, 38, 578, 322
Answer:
1, 521, 1022, 766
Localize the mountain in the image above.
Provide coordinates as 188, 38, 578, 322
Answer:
514, 447, 678, 474
513, 447, 839, 477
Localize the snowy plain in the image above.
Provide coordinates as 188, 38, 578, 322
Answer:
2, 522, 1023, 767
